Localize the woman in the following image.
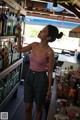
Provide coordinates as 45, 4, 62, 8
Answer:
17, 25, 63, 120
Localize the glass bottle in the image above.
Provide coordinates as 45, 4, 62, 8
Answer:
0, 40, 3, 71
13, 10, 21, 35
7, 12, 14, 35
0, 54, 3, 72
0, 11, 2, 35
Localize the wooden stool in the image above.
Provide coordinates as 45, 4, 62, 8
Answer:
54, 114, 69, 120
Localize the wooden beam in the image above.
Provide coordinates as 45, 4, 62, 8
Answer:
26, 12, 80, 23
69, 26, 80, 38
60, 3, 80, 19
24, 0, 27, 8
3, 0, 26, 16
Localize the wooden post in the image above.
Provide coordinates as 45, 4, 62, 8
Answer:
24, 0, 27, 8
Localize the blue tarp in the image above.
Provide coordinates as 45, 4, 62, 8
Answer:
25, 16, 80, 29
47, 3, 74, 14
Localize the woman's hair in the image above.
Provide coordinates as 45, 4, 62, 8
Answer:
47, 25, 63, 42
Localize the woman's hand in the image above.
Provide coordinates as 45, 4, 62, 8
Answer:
46, 89, 51, 101
17, 25, 22, 34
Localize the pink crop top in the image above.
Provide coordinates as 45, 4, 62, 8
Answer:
30, 51, 48, 71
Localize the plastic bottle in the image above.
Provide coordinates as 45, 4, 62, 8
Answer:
74, 49, 78, 58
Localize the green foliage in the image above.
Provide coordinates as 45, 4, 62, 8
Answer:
26, 25, 42, 38
30, 28, 38, 37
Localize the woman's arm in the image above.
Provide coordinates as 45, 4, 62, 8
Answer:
47, 49, 55, 99
17, 27, 34, 53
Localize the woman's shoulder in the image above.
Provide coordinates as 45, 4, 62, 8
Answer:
47, 46, 54, 52
47, 46, 54, 56
31, 42, 39, 50
32, 42, 39, 46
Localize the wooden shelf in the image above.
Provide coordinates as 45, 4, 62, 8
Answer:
0, 35, 16, 39
31, 0, 51, 3
0, 0, 24, 112
3, 0, 26, 16
0, 58, 23, 80
31, 0, 72, 3
0, 58, 23, 110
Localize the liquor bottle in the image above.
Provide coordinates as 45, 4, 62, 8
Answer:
1, 42, 9, 69
13, 13, 17, 34
0, 54, 3, 72
7, 12, 14, 35
0, 79, 3, 103
3, 76, 8, 98
0, 40, 3, 71
0, 12, 2, 35
13, 10, 21, 35
0, 7, 8, 35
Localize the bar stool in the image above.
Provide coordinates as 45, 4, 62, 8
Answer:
54, 114, 69, 120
